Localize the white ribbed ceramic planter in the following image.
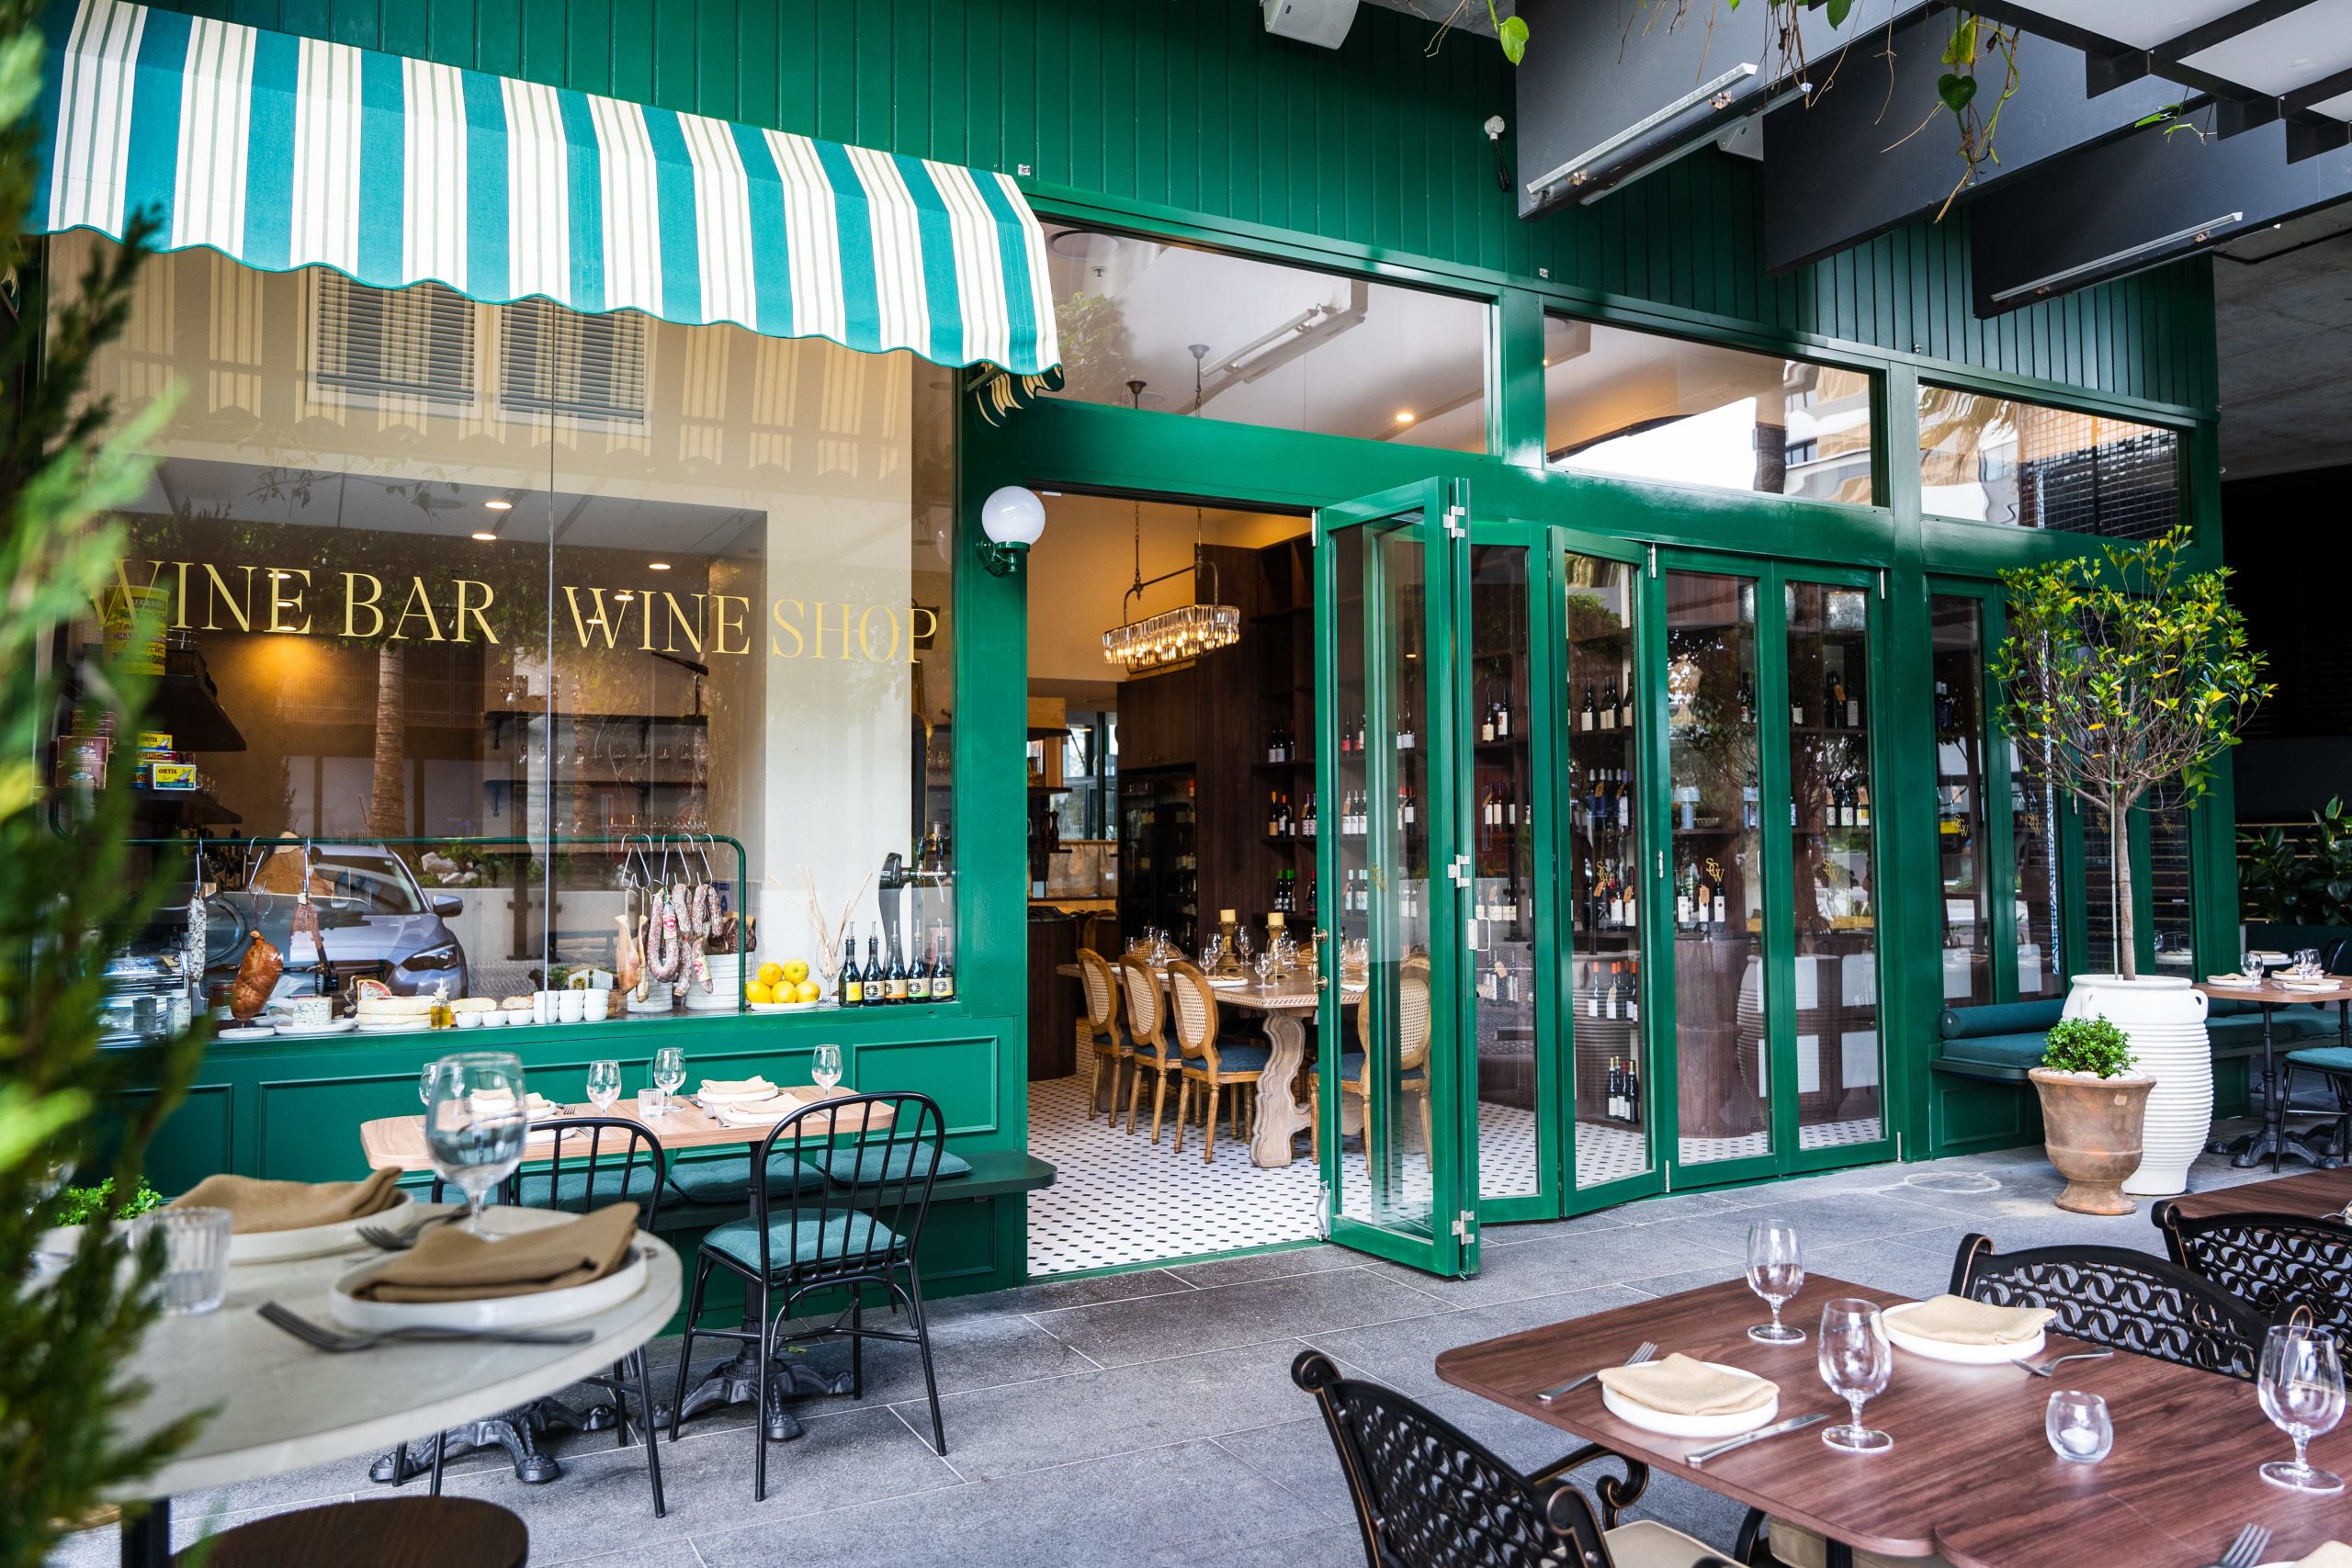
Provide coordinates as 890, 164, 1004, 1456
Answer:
2062, 974, 2211, 1197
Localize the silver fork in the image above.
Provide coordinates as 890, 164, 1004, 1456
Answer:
357, 1209, 462, 1251
2020, 1348, 2114, 1378
2203, 1522, 2271, 1568
256, 1301, 593, 1350
1536, 1341, 1657, 1404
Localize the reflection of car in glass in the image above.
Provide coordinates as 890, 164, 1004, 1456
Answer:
204, 843, 469, 1003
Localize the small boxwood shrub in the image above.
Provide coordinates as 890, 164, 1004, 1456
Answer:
2042, 1015, 2138, 1079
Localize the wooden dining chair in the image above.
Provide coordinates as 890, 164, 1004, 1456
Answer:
1168, 961, 1269, 1162
1292, 1351, 1736, 1568
2153, 1201, 2352, 1341
1311, 959, 1433, 1164
1116, 954, 1184, 1142
1076, 946, 1130, 1122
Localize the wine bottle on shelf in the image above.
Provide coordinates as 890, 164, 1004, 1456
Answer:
907, 930, 932, 1002
1303, 794, 1317, 838
1624, 1056, 1642, 1122
1582, 684, 1599, 731
1826, 669, 1844, 729
1737, 676, 1755, 726
1844, 670, 1861, 728
839, 926, 865, 1008
1742, 768, 1760, 829
865, 931, 888, 1006
1398, 697, 1416, 751
885, 922, 909, 1003
1496, 692, 1511, 739
930, 925, 955, 1001
1479, 699, 1496, 744
1600, 678, 1618, 730
1856, 783, 1871, 828
1398, 785, 1416, 829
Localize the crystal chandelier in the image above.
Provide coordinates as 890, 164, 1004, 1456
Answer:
1100, 368, 1241, 675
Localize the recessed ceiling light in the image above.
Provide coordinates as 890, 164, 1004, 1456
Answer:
1394, 411, 1416, 424
648, 560, 672, 571
470, 530, 498, 542
484, 498, 514, 512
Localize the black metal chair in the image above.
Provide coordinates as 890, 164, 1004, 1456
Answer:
670, 1089, 949, 1500
390, 1116, 667, 1514
2154, 1201, 2352, 1343
1292, 1351, 1736, 1568
1948, 1232, 2288, 1380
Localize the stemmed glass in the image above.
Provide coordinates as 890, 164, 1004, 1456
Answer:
812, 1043, 845, 1095
586, 1058, 622, 1114
417, 1062, 440, 1106
1236, 926, 1255, 974
2244, 951, 2268, 984
1746, 1221, 1806, 1343
2258, 1324, 2346, 1494
1201, 934, 1227, 974
424, 1052, 529, 1235
650, 1046, 686, 1114
1817, 1298, 1894, 1452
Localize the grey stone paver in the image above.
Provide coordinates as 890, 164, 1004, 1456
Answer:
47, 1134, 2287, 1566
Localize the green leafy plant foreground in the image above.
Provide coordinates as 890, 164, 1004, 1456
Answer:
53, 1178, 165, 1228
0, 2, 212, 1561
1991, 526, 2267, 982
2041, 1015, 2139, 1079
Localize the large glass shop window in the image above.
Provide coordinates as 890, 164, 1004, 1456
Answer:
63, 238, 955, 1029
1917, 385, 2181, 536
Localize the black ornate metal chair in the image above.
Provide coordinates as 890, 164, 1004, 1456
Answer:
670, 1089, 948, 1500
2154, 1201, 2352, 1342
385, 1116, 667, 1513
1948, 1232, 2290, 1380
1291, 1351, 1736, 1568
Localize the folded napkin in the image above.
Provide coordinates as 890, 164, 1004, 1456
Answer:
468, 1089, 560, 1119
2294, 1545, 2352, 1568
1596, 1353, 1776, 1417
169, 1166, 404, 1234
347, 1202, 640, 1303
698, 1077, 778, 1101
714, 1096, 808, 1128
1897, 1294, 2056, 1346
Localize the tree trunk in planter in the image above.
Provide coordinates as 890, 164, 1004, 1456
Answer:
2063, 974, 2211, 1196
367, 643, 406, 839
2030, 1068, 2155, 1215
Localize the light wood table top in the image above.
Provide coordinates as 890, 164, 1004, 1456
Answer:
1434, 1274, 2352, 1564
2196, 976, 2352, 1006
359, 1089, 888, 1173
2160, 1166, 2352, 1224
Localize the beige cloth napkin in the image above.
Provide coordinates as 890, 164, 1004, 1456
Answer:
1597, 1353, 1776, 1416
698, 1077, 778, 1101
2294, 1546, 2352, 1568
468, 1089, 559, 1118
1898, 1294, 2056, 1346
169, 1166, 403, 1235
348, 1202, 640, 1303
714, 1094, 813, 1128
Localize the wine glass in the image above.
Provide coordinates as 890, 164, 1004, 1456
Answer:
2244, 950, 2267, 984
1746, 1221, 1806, 1343
424, 1052, 528, 1235
417, 1061, 439, 1106
812, 1043, 845, 1095
2258, 1324, 2346, 1494
1817, 1298, 1894, 1452
586, 1058, 622, 1114
651, 1046, 686, 1113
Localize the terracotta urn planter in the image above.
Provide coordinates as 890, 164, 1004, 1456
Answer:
2030, 1067, 2157, 1216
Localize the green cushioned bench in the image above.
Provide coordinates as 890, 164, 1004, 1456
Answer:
1930, 997, 2334, 1085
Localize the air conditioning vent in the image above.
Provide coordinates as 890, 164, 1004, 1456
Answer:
311, 274, 476, 406
501, 302, 649, 427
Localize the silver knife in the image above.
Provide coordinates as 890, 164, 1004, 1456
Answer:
1686, 1413, 1828, 1466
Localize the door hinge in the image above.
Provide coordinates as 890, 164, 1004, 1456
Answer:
1877, 567, 1888, 601
1657, 849, 1665, 878
1646, 543, 1657, 578
1444, 504, 1468, 539
1317, 1180, 1332, 1239
1447, 853, 1472, 887
1312, 513, 1323, 546
1453, 1209, 1477, 1243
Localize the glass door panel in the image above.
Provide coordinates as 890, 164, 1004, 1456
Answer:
1663, 570, 1769, 1168
1563, 551, 1650, 1190
1931, 595, 1992, 1010
1315, 481, 1472, 1275
2013, 749, 2064, 998
1783, 580, 1883, 1152
1470, 544, 1540, 1202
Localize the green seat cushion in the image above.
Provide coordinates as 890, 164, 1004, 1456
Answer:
1936, 1032, 2050, 1072
801, 1145, 973, 1186
701, 1208, 904, 1274
665, 1154, 828, 1207
1939, 1000, 2066, 1041
1194, 1043, 1273, 1074
2288, 1047, 2352, 1076
540, 1165, 663, 1213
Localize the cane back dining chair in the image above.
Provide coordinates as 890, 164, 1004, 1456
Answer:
1293, 1352, 1736, 1568
1117, 953, 1185, 1143
2154, 1201, 2352, 1343
1311, 957, 1433, 1163
1076, 946, 1129, 1122
406, 1115, 667, 1514
669, 1090, 949, 1500
1168, 960, 1269, 1162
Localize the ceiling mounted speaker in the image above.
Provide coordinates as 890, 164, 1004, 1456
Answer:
1262, 0, 1359, 50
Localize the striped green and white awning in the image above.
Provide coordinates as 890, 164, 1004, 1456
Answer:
30, 0, 1059, 376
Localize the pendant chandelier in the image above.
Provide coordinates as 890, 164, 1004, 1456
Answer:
1100, 362, 1242, 675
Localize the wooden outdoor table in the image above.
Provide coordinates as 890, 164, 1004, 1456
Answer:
358, 1089, 886, 1172
1433, 1274, 2352, 1565
2197, 977, 2352, 1173
2159, 1165, 2352, 1224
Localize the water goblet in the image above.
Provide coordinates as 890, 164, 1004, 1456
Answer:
2244, 951, 2267, 984
2258, 1324, 2346, 1494
651, 1046, 686, 1113
1746, 1221, 1806, 1343
1817, 1298, 1894, 1452
424, 1052, 529, 1235
586, 1058, 622, 1114
2046, 1390, 2113, 1463
812, 1043, 845, 1094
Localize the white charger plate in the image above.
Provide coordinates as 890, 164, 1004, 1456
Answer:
1882, 1301, 2044, 1364
270, 1019, 360, 1039
229, 1190, 413, 1264
698, 1083, 783, 1104
1599, 1363, 1778, 1438
215, 1024, 277, 1042
328, 1239, 651, 1330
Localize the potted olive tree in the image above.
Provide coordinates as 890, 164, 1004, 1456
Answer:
1994, 526, 2268, 1197
2030, 1017, 2154, 1214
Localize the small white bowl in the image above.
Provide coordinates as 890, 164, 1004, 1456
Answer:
455, 1010, 483, 1029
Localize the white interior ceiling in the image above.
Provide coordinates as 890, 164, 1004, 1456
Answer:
2215, 204, 2352, 479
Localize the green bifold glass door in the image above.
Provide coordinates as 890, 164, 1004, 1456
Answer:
1314, 480, 1479, 1276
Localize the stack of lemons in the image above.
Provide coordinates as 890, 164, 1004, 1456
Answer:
745, 958, 820, 1005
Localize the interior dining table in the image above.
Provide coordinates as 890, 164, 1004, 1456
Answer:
1433, 1275, 2351, 1566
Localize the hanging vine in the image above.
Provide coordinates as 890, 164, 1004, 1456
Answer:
1929, 10, 2024, 217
